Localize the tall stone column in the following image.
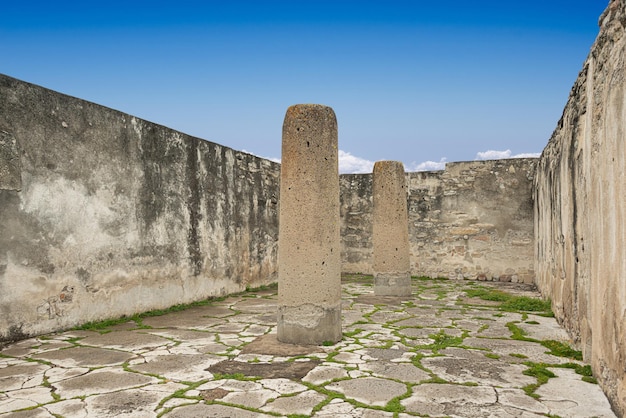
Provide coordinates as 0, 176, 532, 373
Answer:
277, 104, 342, 345
372, 160, 412, 296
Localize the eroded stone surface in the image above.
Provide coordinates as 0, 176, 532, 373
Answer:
535, 368, 617, 417
422, 347, 536, 387
55, 368, 158, 399
278, 104, 342, 345
0, 277, 617, 418
326, 377, 408, 407
33, 346, 133, 368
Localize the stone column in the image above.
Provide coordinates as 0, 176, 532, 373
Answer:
372, 160, 412, 296
277, 104, 342, 345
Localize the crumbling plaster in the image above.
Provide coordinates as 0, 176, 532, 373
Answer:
0, 74, 279, 341
534, 0, 626, 414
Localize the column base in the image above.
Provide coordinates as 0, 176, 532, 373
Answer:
374, 272, 412, 297
277, 303, 342, 345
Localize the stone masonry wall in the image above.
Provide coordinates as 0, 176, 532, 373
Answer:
341, 159, 536, 283
534, 0, 626, 414
0, 74, 280, 343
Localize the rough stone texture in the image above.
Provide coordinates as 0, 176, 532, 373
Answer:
0, 130, 21, 191
0, 74, 279, 343
341, 158, 536, 282
534, 1, 626, 415
372, 161, 412, 296
277, 104, 342, 345
0, 277, 617, 417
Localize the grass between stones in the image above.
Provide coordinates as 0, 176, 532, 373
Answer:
503, 320, 592, 398
463, 285, 553, 316
72, 283, 277, 333
3, 276, 602, 417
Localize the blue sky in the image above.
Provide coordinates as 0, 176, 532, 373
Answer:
2, 1, 608, 172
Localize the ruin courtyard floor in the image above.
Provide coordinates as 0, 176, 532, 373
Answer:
0, 276, 617, 418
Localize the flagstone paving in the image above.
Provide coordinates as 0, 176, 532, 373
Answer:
0, 276, 618, 417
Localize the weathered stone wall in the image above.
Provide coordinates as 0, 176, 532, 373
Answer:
534, 0, 626, 414
340, 159, 536, 283
0, 74, 280, 343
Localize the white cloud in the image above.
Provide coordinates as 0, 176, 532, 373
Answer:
407, 158, 447, 172
242, 149, 281, 163
338, 150, 375, 174
475, 149, 540, 160
244, 149, 375, 174
510, 152, 542, 158
245, 148, 540, 176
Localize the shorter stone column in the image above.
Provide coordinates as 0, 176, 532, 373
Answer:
277, 104, 342, 345
372, 160, 412, 296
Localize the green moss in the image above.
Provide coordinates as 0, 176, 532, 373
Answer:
540, 340, 583, 361
412, 330, 465, 354
507, 322, 534, 341
484, 353, 500, 360
477, 324, 490, 333
72, 284, 277, 332
412, 276, 448, 281
464, 287, 511, 302
501, 297, 552, 314
582, 376, 598, 384
522, 362, 556, 398
509, 353, 529, 359
384, 397, 406, 413
211, 372, 258, 381
343, 329, 364, 338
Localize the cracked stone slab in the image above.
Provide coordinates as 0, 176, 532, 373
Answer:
222, 388, 279, 409
518, 315, 571, 341
422, 347, 536, 387
83, 388, 164, 417
33, 346, 134, 368
207, 359, 320, 379
209, 322, 249, 334
130, 353, 222, 382
535, 368, 617, 417
3, 386, 54, 406
78, 330, 173, 352
302, 364, 350, 384
360, 360, 430, 383
1, 340, 74, 357
54, 368, 158, 399
239, 333, 324, 356
258, 377, 308, 394
401, 383, 497, 415
393, 315, 454, 328
426, 404, 547, 417
140, 309, 220, 329
0, 396, 40, 415
464, 337, 574, 364
0, 277, 617, 418
0, 407, 56, 417
496, 388, 549, 415
0, 362, 49, 391
231, 297, 278, 313
44, 399, 89, 418
261, 389, 327, 415
146, 329, 218, 344
362, 347, 408, 361
326, 377, 407, 407
230, 312, 277, 325
191, 304, 238, 318
163, 403, 276, 417
355, 294, 410, 306
315, 398, 395, 417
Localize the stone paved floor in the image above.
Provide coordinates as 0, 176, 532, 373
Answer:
0, 276, 617, 417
